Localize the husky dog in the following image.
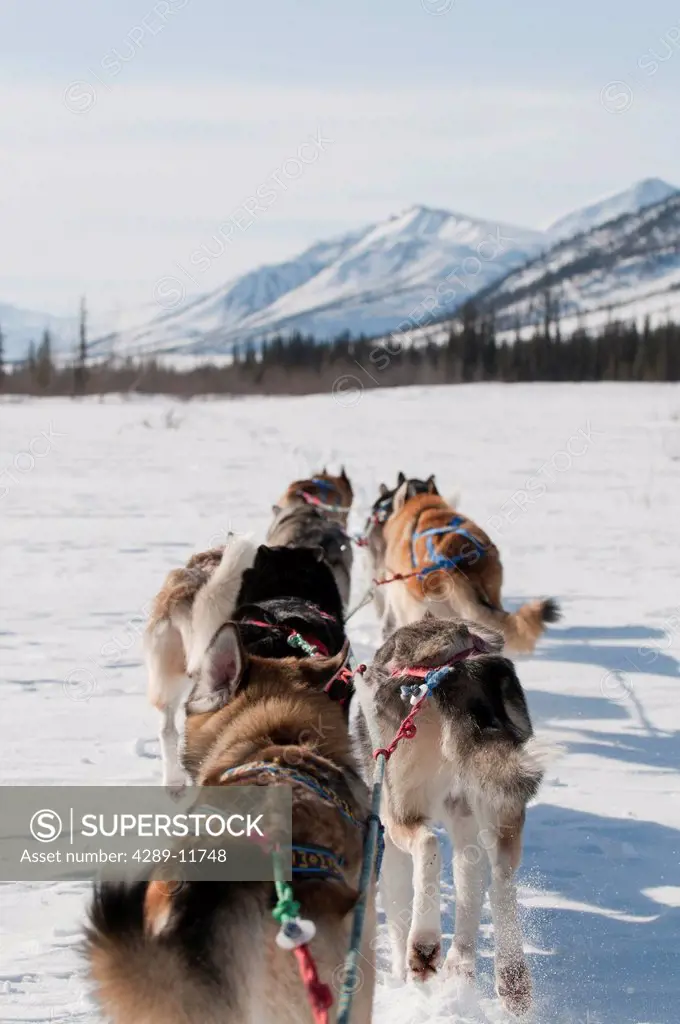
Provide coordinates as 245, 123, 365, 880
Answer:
274, 468, 354, 528
145, 537, 257, 791
86, 628, 376, 1024
351, 616, 547, 1016
370, 473, 559, 653
362, 473, 432, 639
145, 540, 350, 789
267, 504, 353, 609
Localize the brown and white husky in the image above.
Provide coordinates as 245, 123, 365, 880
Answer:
365, 474, 559, 652
273, 468, 354, 527
86, 627, 376, 1024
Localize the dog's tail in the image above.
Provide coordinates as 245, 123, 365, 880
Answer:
460, 734, 557, 813
499, 597, 561, 655
429, 642, 562, 811
86, 882, 177, 1022
186, 535, 257, 675
440, 711, 558, 814
432, 574, 559, 655
85, 881, 264, 1022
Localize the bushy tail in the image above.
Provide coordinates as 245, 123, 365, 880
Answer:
434, 575, 560, 655
86, 882, 173, 1024
441, 728, 559, 814
501, 598, 561, 655
85, 881, 265, 1023
186, 535, 257, 675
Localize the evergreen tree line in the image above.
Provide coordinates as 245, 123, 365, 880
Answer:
1, 302, 679, 399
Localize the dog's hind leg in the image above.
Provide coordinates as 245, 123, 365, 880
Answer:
442, 798, 487, 985
384, 584, 424, 635
379, 832, 414, 979
389, 816, 441, 983
479, 810, 532, 1017
158, 694, 190, 792
145, 619, 191, 792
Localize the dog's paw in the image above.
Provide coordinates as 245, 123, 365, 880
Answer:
406, 933, 441, 982
442, 947, 475, 984
496, 958, 532, 1017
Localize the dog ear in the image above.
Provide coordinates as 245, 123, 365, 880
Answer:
321, 465, 328, 475
199, 624, 245, 698
301, 641, 350, 695
426, 474, 438, 494
378, 482, 389, 497
340, 465, 349, 482
397, 471, 406, 486
392, 479, 409, 514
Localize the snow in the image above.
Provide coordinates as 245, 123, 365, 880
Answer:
4, 179, 678, 362
1, 383, 680, 1023
546, 179, 677, 245
482, 191, 680, 341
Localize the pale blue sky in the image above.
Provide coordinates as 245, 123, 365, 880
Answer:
1, 0, 679, 317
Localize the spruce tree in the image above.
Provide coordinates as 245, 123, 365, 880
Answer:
73, 297, 88, 396
36, 328, 53, 391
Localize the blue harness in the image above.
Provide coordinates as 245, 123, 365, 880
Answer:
292, 843, 346, 882
411, 514, 487, 575
311, 477, 335, 494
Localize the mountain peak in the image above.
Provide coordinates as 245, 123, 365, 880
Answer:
629, 177, 677, 204
547, 177, 677, 243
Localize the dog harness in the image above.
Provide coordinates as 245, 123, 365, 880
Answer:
219, 760, 383, 876
291, 843, 346, 883
219, 761, 365, 829
411, 513, 487, 575
237, 610, 358, 708
240, 617, 332, 658
297, 478, 351, 515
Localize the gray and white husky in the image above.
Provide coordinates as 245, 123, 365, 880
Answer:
351, 614, 550, 1017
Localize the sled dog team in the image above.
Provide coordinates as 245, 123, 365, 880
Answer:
85, 469, 560, 1023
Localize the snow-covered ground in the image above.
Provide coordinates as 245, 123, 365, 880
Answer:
1, 383, 679, 1024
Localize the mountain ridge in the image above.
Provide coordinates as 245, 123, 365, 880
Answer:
1, 178, 677, 361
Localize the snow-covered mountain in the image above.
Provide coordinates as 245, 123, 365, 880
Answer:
474, 190, 680, 337
94, 206, 545, 358
4, 178, 678, 362
0, 303, 77, 363
546, 177, 677, 244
